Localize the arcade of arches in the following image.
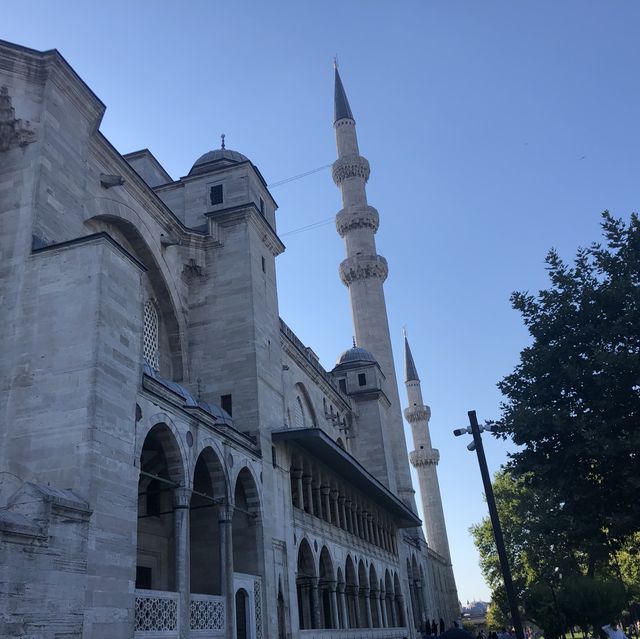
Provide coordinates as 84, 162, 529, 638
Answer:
295, 539, 406, 631
136, 423, 263, 637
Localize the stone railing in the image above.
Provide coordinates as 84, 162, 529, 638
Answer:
135, 588, 179, 637
301, 628, 409, 639
190, 593, 226, 635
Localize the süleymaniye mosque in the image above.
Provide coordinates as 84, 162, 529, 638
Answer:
0, 39, 459, 639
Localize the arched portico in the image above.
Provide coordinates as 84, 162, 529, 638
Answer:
296, 538, 317, 630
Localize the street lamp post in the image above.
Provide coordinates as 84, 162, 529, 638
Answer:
453, 410, 525, 639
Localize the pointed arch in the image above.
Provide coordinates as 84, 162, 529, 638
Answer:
136, 422, 187, 592
85, 210, 185, 380
293, 382, 318, 428
319, 546, 336, 628
297, 538, 317, 630
190, 446, 226, 595
232, 467, 262, 576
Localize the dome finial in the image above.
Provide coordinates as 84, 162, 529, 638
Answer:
220, 133, 226, 150
352, 335, 356, 348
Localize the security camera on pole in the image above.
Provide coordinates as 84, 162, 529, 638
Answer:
453, 410, 525, 639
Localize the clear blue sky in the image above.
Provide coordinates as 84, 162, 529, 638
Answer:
5, 0, 640, 604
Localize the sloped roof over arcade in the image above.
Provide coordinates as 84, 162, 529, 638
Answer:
272, 427, 421, 527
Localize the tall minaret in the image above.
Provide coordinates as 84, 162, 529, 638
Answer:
332, 65, 414, 504
403, 334, 452, 562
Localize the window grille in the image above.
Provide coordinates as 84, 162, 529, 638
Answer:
143, 300, 160, 371
294, 397, 305, 429
209, 184, 223, 205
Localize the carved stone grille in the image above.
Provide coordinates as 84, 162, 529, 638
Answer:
254, 579, 263, 639
143, 300, 159, 371
190, 595, 225, 631
134, 591, 178, 632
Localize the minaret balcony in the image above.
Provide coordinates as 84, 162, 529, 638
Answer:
332, 154, 370, 185
403, 406, 431, 424
336, 206, 379, 237
409, 448, 440, 467
339, 254, 388, 286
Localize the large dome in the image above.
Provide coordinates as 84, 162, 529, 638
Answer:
335, 346, 377, 366
189, 148, 249, 176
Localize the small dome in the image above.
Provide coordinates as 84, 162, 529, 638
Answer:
336, 346, 377, 366
189, 148, 249, 176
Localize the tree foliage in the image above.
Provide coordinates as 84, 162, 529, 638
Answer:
496, 212, 640, 568
472, 213, 640, 633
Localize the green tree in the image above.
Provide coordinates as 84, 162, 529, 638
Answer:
557, 574, 626, 630
471, 469, 578, 636
496, 212, 640, 571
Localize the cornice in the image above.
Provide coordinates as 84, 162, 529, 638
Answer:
0, 40, 105, 132
207, 204, 285, 257
280, 324, 351, 411
90, 134, 213, 251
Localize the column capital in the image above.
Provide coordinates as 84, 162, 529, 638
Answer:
173, 487, 192, 508
320, 485, 331, 496
302, 474, 313, 484
292, 468, 303, 478
217, 502, 234, 523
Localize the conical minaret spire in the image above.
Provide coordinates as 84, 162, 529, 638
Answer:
403, 335, 452, 564
332, 66, 415, 504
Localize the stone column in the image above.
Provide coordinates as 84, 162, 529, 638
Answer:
217, 503, 235, 639
329, 581, 339, 629
353, 586, 361, 628
380, 590, 388, 628
312, 481, 322, 516
330, 490, 340, 525
321, 487, 332, 524
302, 474, 314, 515
339, 496, 347, 529
346, 500, 354, 533
310, 577, 321, 629
374, 588, 383, 628
396, 593, 406, 626
173, 487, 192, 639
300, 584, 311, 629
292, 469, 304, 509
416, 580, 426, 626
390, 594, 398, 627
338, 583, 348, 629
363, 587, 372, 627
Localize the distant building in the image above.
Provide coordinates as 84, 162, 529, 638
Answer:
0, 39, 458, 639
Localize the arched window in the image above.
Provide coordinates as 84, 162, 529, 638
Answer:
143, 300, 160, 370
294, 397, 305, 429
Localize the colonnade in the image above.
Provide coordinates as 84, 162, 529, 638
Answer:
290, 463, 398, 554
136, 424, 263, 639
296, 540, 406, 632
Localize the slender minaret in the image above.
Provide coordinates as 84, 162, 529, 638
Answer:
332, 65, 414, 504
403, 334, 452, 562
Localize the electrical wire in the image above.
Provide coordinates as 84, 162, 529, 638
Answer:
280, 217, 334, 238
268, 163, 332, 188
